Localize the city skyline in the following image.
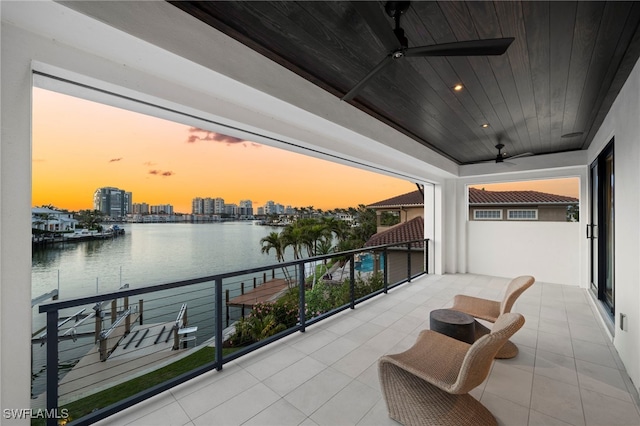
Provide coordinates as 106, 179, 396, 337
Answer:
32, 87, 416, 213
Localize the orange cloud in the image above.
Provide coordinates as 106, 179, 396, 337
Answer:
187, 127, 255, 146
148, 170, 174, 177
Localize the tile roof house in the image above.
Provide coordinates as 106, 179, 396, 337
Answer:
468, 187, 579, 221
367, 189, 424, 232
364, 216, 424, 249
365, 190, 426, 283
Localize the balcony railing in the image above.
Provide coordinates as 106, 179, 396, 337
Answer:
37, 238, 428, 425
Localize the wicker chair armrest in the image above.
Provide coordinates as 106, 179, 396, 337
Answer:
451, 294, 500, 322
380, 330, 470, 392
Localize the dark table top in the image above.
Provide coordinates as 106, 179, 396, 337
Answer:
430, 308, 474, 326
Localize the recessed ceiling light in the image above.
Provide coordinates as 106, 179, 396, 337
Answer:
481, 123, 489, 128
453, 84, 464, 91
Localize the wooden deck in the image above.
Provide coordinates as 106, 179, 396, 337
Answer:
227, 278, 291, 307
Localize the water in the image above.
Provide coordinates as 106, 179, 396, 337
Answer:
32, 222, 283, 299
31, 221, 286, 398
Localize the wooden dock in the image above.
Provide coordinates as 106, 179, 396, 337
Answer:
33, 320, 204, 407
227, 278, 291, 308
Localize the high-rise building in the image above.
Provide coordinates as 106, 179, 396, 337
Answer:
203, 198, 215, 215
192, 197, 203, 214
151, 204, 173, 214
223, 203, 237, 216
239, 199, 253, 216
214, 197, 225, 215
133, 203, 149, 214
93, 187, 131, 218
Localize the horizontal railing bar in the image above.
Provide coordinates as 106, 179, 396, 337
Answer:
40, 238, 429, 425
221, 325, 303, 365
68, 360, 219, 426
305, 303, 351, 328
40, 239, 429, 312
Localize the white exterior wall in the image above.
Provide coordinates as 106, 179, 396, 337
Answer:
467, 221, 580, 285
587, 56, 640, 393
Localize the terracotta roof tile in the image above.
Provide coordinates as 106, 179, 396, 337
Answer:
469, 187, 578, 205
364, 216, 424, 248
367, 190, 424, 208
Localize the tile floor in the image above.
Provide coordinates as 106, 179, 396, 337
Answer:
96, 274, 640, 426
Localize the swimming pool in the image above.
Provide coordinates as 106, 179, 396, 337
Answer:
355, 253, 384, 272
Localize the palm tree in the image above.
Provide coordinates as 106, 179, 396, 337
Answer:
281, 224, 304, 260
260, 231, 293, 284
260, 232, 286, 262
322, 216, 350, 243
306, 223, 331, 257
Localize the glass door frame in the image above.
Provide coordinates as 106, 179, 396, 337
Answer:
589, 139, 614, 317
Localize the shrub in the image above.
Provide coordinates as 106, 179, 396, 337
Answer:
305, 281, 349, 318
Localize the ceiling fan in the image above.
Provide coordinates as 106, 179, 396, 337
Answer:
342, 1, 514, 101
492, 139, 533, 164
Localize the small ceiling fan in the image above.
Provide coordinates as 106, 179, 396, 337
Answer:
492, 139, 533, 164
342, 1, 514, 101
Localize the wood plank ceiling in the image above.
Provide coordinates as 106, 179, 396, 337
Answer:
170, 1, 640, 165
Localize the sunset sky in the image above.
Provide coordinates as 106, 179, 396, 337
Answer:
32, 88, 416, 213
32, 88, 579, 213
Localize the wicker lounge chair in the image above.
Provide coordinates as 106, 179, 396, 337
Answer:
378, 312, 525, 426
451, 275, 534, 358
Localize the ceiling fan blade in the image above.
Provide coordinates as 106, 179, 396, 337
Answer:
342, 54, 394, 101
404, 37, 515, 57
507, 152, 534, 160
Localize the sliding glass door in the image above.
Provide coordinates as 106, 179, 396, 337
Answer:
589, 139, 614, 316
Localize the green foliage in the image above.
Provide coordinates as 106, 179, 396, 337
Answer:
380, 211, 400, 226
304, 270, 385, 318
74, 209, 106, 231
349, 205, 377, 246
226, 290, 299, 347
305, 280, 349, 318
230, 313, 285, 346
353, 271, 384, 299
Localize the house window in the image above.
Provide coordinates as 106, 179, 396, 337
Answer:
474, 209, 502, 220
507, 209, 538, 220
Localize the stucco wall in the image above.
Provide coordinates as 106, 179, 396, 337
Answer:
469, 205, 572, 222
587, 53, 640, 394
467, 221, 581, 285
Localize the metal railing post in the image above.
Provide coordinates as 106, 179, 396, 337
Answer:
298, 263, 306, 332
349, 254, 355, 309
45, 309, 59, 426
407, 242, 412, 282
215, 278, 223, 370
425, 239, 429, 274
383, 248, 388, 293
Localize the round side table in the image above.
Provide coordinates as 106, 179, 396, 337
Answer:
429, 308, 476, 344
